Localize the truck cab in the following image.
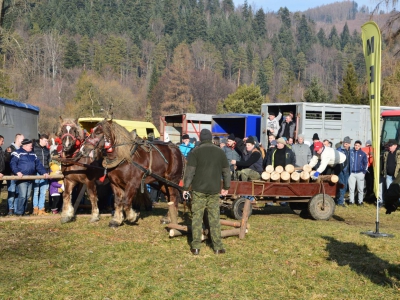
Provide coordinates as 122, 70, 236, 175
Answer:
381, 110, 400, 148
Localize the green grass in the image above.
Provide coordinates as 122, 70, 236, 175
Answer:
1, 203, 400, 299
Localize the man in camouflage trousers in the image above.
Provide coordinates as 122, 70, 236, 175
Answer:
183, 129, 231, 255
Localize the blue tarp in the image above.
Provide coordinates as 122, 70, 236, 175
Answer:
211, 113, 261, 140
0, 97, 40, 112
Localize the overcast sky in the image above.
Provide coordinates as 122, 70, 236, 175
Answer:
233, 0, 398, 12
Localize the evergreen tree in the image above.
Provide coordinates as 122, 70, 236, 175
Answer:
78, 35, 91, 69
64, 39, 80, 69
317, 28, 327, 46
340, 22, 351, 50
222, 83, 263, 114
257, 62, 268, 95
338, 63, 360, 104
328, 26, 341, 50
145, 102, 153, 122
253, 8, 266, 38
148, 63, 159, 100
304, 77, 329, 103
0, 72, 17, 99
297, 15, 314, 54
222, 0, 234, 16
295, 52, 306, 82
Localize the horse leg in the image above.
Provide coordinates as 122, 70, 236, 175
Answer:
125, 185, 140, 225
86, 181, 100, 223
60, 181, 75, 224
109, 186, 124, 228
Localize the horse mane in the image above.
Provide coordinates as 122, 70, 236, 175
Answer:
59, 118, 84, 139
99, 119, 134, 162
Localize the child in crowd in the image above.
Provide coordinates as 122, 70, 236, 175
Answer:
49, 163, 64, 214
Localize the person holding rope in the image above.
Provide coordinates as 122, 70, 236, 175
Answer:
10, 139, 49, 216
183, 129, 231, 256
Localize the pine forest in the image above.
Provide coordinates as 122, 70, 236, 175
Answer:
0, 0, 399, 133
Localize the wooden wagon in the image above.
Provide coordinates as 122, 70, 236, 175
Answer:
220, 180, 338, 221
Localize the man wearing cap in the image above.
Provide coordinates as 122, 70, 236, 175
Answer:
348, 140, 368, 206
265, 137, 295, 168
182, 129, 230, 255
336, 136, 352, 206
231, 136, 263, 181
382, 139, 400, 198
291, 134, 311, 167
179, 133, 194, 158
308, 141, 346, 177
266, 111, 282, 136
10, 139, 49, 216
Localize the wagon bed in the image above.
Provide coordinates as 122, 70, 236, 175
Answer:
221, 180, 338, 221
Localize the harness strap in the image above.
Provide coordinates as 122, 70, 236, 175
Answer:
131, 160, 182, 191
140, 148, 153, 193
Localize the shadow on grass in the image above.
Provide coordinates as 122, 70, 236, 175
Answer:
322, 236, 400, 286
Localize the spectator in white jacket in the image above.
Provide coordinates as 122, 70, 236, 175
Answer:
266, 111, 282, 137
308, 141, 347, 179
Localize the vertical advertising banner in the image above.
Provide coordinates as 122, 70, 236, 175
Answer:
361, 22, 381, 198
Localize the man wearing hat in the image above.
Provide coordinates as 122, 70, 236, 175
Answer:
183, 129, 230, 255
179, 133, 194, 158
336, 136, 352, 206
291, 134, 312, 167
231, 136, 263, 181
310, 133, 320, 154
265, 137, 295, 168
10, 138, 49, 216
382, 139, 400, 200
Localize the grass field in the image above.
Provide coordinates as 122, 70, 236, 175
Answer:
1, 201, 400, 300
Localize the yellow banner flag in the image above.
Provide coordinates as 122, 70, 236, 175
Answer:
361, 21, 381, 198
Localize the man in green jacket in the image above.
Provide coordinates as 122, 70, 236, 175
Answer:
183, 129, 231, 255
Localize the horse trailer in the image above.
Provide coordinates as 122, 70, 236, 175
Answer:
260, 102, 398, 147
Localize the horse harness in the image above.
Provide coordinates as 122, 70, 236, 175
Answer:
103, 139, 182, 193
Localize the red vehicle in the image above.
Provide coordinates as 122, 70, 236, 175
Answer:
381, 110, 400, 148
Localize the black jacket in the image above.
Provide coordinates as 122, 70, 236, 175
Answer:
33, 141, 50, 171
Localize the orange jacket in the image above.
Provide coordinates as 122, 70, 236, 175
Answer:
361, 145, 373, 167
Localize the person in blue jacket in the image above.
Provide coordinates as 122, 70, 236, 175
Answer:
348, 140, 368, 206
179, 134, 195, 158
10, 139, 49, 216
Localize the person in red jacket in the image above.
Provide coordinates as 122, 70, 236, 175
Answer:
361, 140, 374, 198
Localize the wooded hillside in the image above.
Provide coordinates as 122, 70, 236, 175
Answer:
0, 0, 398, 134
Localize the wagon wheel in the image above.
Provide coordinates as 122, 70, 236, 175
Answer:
289, 202, 308, 215
308, 193, 335, 220
230, 198, 253, 220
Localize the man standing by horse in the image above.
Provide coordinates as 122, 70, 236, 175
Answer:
183, 129, 230, 255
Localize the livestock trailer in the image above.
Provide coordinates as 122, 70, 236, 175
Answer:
0, 97, 39, 143
159, 113, 214, 143
212, 113, 261, 141
260, 102, 398, 147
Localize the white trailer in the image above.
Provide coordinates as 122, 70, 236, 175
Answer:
260, 102, 398, 147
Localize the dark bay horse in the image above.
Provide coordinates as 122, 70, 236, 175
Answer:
80, 119, 185, 227
58, 118, 104, 223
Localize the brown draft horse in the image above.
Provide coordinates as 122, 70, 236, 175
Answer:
58, 118, 104, 224
80, 119, 185, 227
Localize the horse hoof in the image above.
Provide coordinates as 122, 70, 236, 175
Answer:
60, 217, 73, 224
89, 217, 100, 223
109, 221, 120, 228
